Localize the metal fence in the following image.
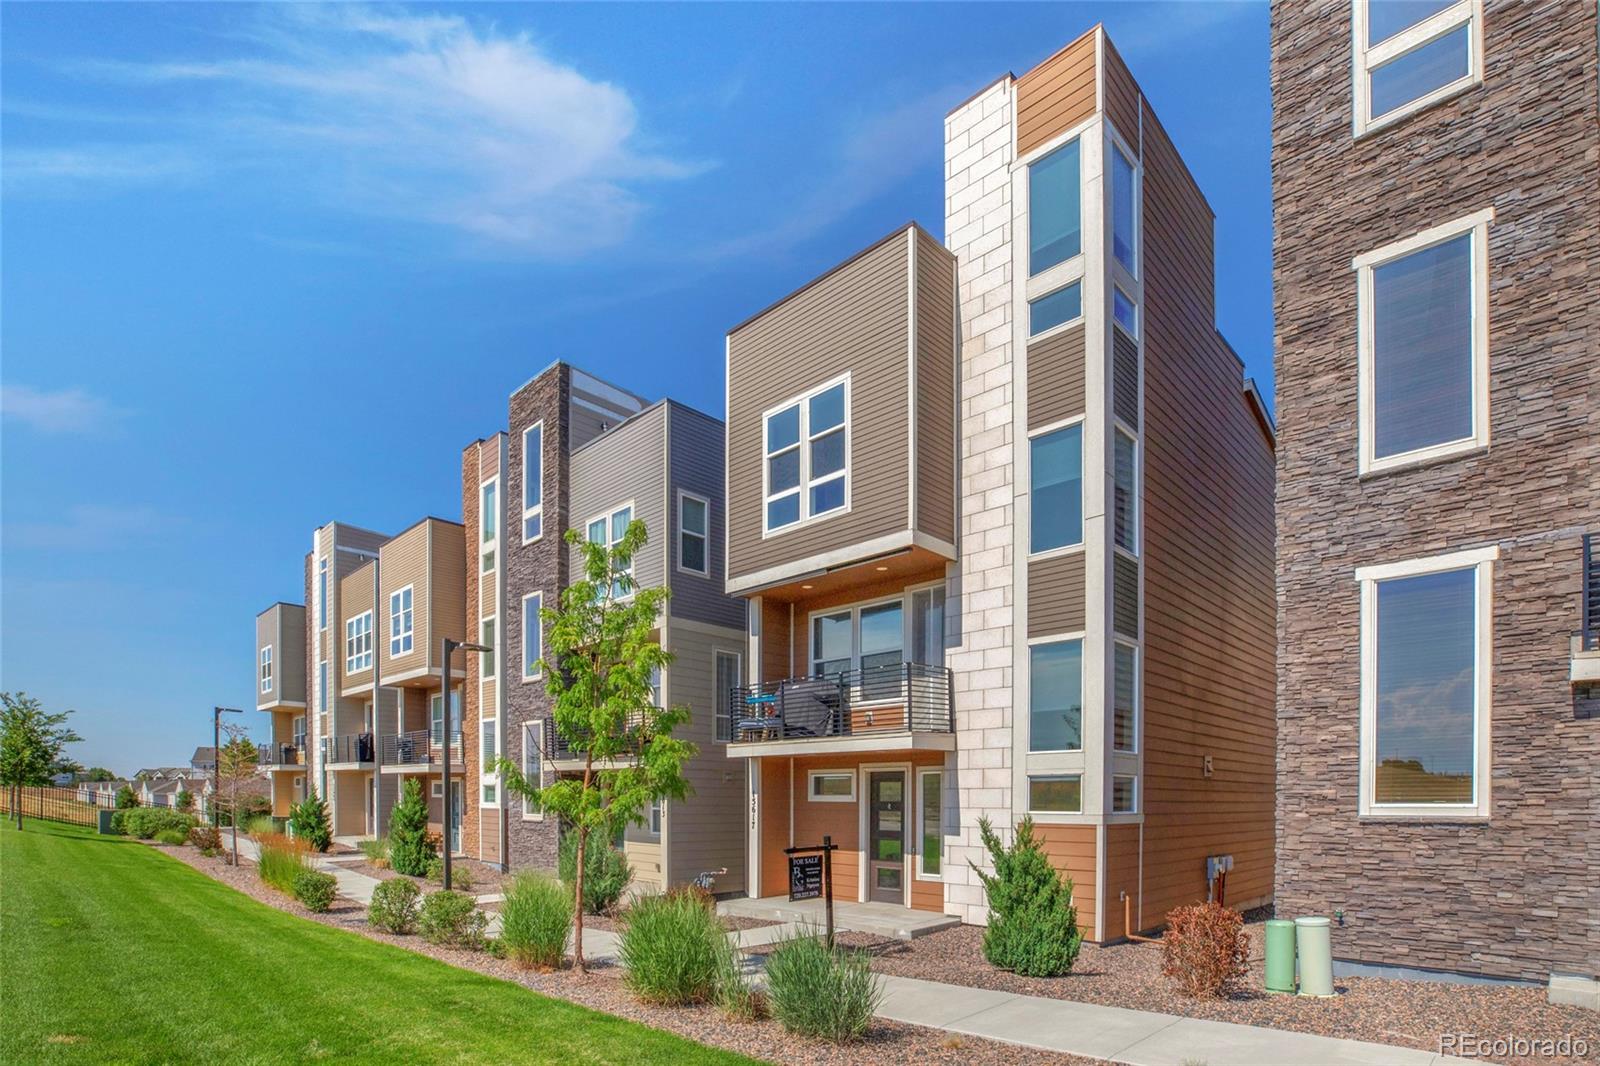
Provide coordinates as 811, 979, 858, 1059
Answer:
0, 786, 118, 827
730, 661, 955, 742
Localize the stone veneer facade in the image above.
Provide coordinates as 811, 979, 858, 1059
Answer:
1272, 0, 1599, 982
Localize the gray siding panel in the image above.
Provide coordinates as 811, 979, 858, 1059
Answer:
1028, 551, 1086, 636
1113, 553, 1140, 637
914, 229, 959, 548
667, 404, 746, 630
1113, 326, 1139, 429
665, 623, 748, 894
1027, 324, 1087, 430
569, 404, 667, 594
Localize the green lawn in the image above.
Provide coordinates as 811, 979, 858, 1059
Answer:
1, 820, 757, 1065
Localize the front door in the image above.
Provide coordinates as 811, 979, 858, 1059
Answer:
449, 780, 464, 854
867, 771, 907, 904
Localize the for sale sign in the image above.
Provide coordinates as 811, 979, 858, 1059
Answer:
788, 852, 823, 900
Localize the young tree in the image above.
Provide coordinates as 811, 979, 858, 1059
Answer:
289, 789, 333, 852
115, 784, 140, 809
387, 777, 434, 876
215, 725, 260, 866
86, 767, 117, 782
175, 789, 195, 813
1, 692, 83, 828
498, 520, 696, 973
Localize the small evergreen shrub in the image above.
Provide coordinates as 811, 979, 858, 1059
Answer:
188, 825, 222, 854
293, 869, 338, 913
970, 816, 1083, 977
358, 837, 389, 868
112, 809, 198, 839
498, 873, 573, 971
618, 891, 724, 1005
368, 878, 422, 935
115, 785, 139, 809
154, 829, 187, 845
418, 890, 488, 949
174, 790, 194, 812
256, 832, 313, 893
558, 830, 633, 914
423, 855, 444, 882
713, 933, 762, 1021
288, 791, 333, 853
764, 932, 882, 1043
387, 780, 435, 877
1160, 902, 1250, 999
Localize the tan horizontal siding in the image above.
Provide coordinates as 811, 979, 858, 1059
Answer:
914, 229, 959, 547
1027, 324, 1087, 430
1028, 551, 1086, 636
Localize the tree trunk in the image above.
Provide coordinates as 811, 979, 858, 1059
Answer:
230, 789, 239, 867
572, 749, 596, 975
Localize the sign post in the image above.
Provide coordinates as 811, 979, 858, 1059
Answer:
785, 834, 838, 948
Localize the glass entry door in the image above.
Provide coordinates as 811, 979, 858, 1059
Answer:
867, 771, 907, 904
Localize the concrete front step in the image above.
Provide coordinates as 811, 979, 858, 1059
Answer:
717, 896, 960, 940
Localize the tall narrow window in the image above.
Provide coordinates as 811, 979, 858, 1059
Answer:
521, 722, 543, 818
811, 611, 853, 679
1353, 0, 1479, 134
521, 592, 542, 680
318, 661, 328, 714
1029, 639, 1083, 752
1029, 139, 1081, 274
1114, 641, 1138, 753
678, 492, 709, 576
763, 378, 848, 532
858, 601, 904, 699
260, 645, 273, 694
911, 586, 946, 668
317, 558, 328, 629
480, 618, 495, 679
1114, 429, 1138, 554
430, 689, 461, 746
918, 769, 943, 877
1111, 143, 1137, 275
713, 650, 740, 743
389, 587, 414, 656
521, 422, 543, 542
481, 479, 498, 573
1030, 424, 1083, 553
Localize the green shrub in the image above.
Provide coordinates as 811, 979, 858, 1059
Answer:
763, 932, 882, 1042
256, 832, 312, 893
112, 808, 198, 840
174, 790, 194, 812
154, 829, 187, 845
713, 932, 762, 1021
558, 831, 633, 914
970, 816, 1082, 977
417, 890, 487, 949
1160, 901, 1250, 999
288, 791, 333, 853
244, 815, 278, 837
618, 892, 724, 1005
115, 785, 139, 809
188, 825, 222, 854
220, 794, 271, 827
357, 837, 389, 868
387, 779, 435, 877
498, 873, 573, 971
368, 878, 422, 935
293, 869, 338, 913
424, 855, 443, 883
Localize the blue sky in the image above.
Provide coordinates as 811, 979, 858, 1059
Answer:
0, 2, 1271, 774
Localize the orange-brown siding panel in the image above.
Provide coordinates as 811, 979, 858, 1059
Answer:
1016, 32, 1097, 157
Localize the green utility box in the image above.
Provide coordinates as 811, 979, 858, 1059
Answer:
1295, 916, 1336, 997
97, 809, 117, 835
1264, 918, 1297, 994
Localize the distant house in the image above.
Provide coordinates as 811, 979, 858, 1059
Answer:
190, 747, 218, 775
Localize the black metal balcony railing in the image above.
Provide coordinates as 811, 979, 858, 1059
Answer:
730, 662, 954, 743
543, 711, 651, 763
256, 742, 301, 767
321, 732, 374, 764
1581, 534, 1598, 652
381, 729, 462, 766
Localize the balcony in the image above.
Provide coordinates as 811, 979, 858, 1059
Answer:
381, 729, 462, 769
322, 732, 375, 766
543, 711, 650, 771
1573, 534, 1599, 686
256, 742, 303, 769
728, 662, 954, 756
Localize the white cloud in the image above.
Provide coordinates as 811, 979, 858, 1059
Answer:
32, 6, 705, 255
0, 385, 124, 434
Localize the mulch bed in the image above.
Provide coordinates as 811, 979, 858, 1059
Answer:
832, 923, 1600, 1066
149, 843, 1095, 1065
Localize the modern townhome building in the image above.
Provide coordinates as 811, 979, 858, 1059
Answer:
724, 24, 1276, 941
491, 362, 748, 891
255, 601, 308, 816
1272, 0, 1600, 990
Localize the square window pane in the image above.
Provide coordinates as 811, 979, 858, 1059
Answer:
682, 496, 707, 536
768, 449, 800, 493
1370, 25, 1470, 119
1029, 283, 1082, 336
767, 404, 800, 452
1373, 232, 1473, 458
1114, 644, 1137, 751
809, 384, 845, 433
1375, 567, 1476, 804
1029, 640, 1083, 752
1029, 775, 1081, 813
523, 513, 541, 541
1113, 288, 1137, 334
767, 493, 799, 529
1031, 425, 1083, 552
810, 428, 845, 478
1112, 146, 1136, 273
1367, 0, 1457, 47
810, 477, 845, 516
1029, 140, 1081, 274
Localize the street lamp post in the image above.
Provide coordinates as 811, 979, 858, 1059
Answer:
440, 637, 489, 891
212, 706, 244, 827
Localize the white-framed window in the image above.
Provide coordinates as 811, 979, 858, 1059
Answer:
481, 478, 498, 573
586, 504, 634, 600
431, 780, 444, 799
480, 618, 495, 680
1112, 287, 1138, 336
259, 645, 273, 694
1355, 208, 1491, 475
647, 798, 662, 836
1028, 774, 1082, 814
1030, 421, 1084, 554
481, 724, 497, 766
482, 782, 497, 805
917, 768, 943, 879
1113, 640, 1139, 753
1352, 0, 1482, 136
430, 689, 462, 747
763, 376, 848, 533
388, 586, 414, 656
521, 421, 544, 543
1112, 775, 1138, 814
1029, 137, 1081, 275
677, 490, 710, 576
521, 592, 542, 680
344, 611, 373, 673
318, 661, 328, 714
1029, 637, 1083, 753
1110, 141, 1138, 276
1113, 428, 1139, 555
317, 558, 328, 630
808, 770, 855, 803
1029, 281, 1082, 337
1357, 545, 1495, 819
521, 721, 544, 821
713, 650, 740, 743
292, 715, 306, 747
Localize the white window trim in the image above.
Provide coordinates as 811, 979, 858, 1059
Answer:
1107, 135, 1140, 282
479, 616, 496, 681
1351, 0, 1483, 138
521, 721, 544, 822
260, 645, 273, 694
713, 649, 741, 744
1356, 545, 1496, 820
344, 610, 374, 674
431, 780, 444, 799
479, 718, 499, 808
1113, 638, 1140, 754
481, 476, 499, 574
520, 591, 543, 681
915, 768, 943, 882
1026, 135, 1084, 280
1026, 631, 1087, 755
761, 373, 851, 537
1355, 208, 1493, 476
807, 769, 856, 803
1112, 774, 1139, 815
388, 585, 414, 657
1027, 773, 1084, 815
521, 421, 544, 545
1027, 415, 1086, 557
585, 502, 636, 601
1112, 285, 1140, 339
1113, 424, 1140, 558
676, 489, 711, 577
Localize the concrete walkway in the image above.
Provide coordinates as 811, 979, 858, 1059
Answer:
718, 896, 959, 940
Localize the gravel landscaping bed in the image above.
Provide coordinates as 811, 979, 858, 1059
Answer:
152, 843, 1095, 1065
833, 923, 1599, 1066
